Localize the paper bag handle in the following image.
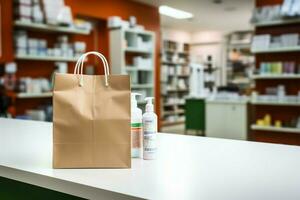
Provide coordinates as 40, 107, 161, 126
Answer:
74, 51, 110, 87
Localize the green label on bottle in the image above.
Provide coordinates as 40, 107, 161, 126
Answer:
131, 123, 142, 128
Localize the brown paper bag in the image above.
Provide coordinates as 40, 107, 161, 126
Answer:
53, 52, 131, 168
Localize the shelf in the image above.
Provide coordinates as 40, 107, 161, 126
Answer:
163, 110, 185, 116
251, 74, 300, 80
164, 102, 185, 107
161, 61, 188, 65
131, 84, 153, 89
251, 46, 300, 54
177, 74, 190, 78
15, 54, 79, 62
251, 125, 300, 133
227, 43, 251, 49
163, 49, 189, 55
125, 47, 152, 54
253, 18, 300, 27
125, 66, 153, 72
167, 89, 189, 93
230, 78, 251, 84
251, 101, 300, 106
16, 92, 53, 99
162, 120, 185, 126
14, 20, 90, 35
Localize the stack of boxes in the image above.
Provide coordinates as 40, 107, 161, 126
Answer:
14, 31, 86, 58
14, 0, 44, 23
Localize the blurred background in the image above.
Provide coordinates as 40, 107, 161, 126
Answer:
0, 0, 300, 145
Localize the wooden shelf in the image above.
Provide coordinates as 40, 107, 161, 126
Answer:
14, 20, 90, 35
251, 101, 300, 106
251, 125, 300, 133
16, 92, 52, 99
253, 18, 300, 27
251, 46, 300, 54
15, 54, 79, 62
251, 74, 300, 80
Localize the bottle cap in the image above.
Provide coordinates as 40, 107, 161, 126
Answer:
145, 97, 154, 112
131, 93, 141, 108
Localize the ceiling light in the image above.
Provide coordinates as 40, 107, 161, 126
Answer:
159, 5, 193, 19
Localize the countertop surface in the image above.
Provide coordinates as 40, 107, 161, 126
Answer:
1, 118, 300, 200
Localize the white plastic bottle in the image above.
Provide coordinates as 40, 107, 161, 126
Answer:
131, 93, 143, 158
143, 97, 157, 160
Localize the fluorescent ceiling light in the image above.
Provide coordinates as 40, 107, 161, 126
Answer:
159, 5, 193, 19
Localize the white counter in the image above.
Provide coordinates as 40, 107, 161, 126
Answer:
1, 118, 300, 200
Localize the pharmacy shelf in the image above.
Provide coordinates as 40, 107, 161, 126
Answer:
14, 20, 90, 35
164, 49, 189, 55
251, 125, 300, 133
15, 54, 79, 62
251, 46, 300, 54
161, 61, 188, 65
162, 120, 185, 126
251, 101, 300, 106
16, 92, 53, 99
125, 66, 153, 72
251, 74, 300, 79
167, 89, 189, 93
164, 102, 185, 107
177, 74, 190, 78
125, 47, 152, 54
131, 84, 153, 89
253, 18, 300, 27
163, 110, 185, 116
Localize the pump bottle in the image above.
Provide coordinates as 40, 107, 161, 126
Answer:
143, 97, 157, 160
131, 93, 143, 158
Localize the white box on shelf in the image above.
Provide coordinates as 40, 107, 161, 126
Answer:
15, 4, 32, 17
107, 16, 122, 28
15, 0, 32, 5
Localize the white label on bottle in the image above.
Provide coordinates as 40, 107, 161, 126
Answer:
143, 119, 157, 157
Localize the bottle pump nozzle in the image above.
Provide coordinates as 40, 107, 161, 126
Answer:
145, 97, 154, 112
131, 93, 142, 107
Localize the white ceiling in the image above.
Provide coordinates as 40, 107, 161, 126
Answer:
134, 0, 254, 33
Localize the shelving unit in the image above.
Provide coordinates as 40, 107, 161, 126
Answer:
251, 125, 300, 134
14, 20, 90, 35
109, 28, 155, 105
7, 2, 94, 119
250, 0, 300, 145
160, 40, 191, 126
226, 31, 254, 93
15, 54, 79, 62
